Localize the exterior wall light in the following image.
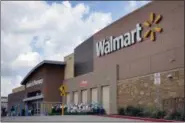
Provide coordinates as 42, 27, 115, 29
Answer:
167, 74, 173, 79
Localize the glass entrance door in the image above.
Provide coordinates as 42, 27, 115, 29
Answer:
37, 101, 41, 115
33, 102, 37, 115
26, 99, 42, 116
33, 101, 41, 115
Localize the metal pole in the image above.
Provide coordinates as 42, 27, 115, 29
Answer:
62, 103, 64, 115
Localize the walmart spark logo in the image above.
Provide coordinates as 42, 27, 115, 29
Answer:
143, 13, 163, 41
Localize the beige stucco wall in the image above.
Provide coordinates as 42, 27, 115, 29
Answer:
63, 65, 118, 114
64, 53, 74, 79
12, 86, 25, 93
117, 68, 184, 110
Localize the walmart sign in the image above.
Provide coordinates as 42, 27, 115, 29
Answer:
95, 24, 142, 57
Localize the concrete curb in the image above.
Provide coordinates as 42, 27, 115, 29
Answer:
97, 115, 184, 122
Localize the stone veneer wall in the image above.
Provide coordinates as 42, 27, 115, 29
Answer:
117, 68, 184, 110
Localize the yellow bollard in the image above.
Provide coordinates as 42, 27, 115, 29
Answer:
62, 103, 64, 115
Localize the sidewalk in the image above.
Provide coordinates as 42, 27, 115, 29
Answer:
98, 115, 184, 122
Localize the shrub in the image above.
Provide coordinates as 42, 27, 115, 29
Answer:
151, 110, 166, 119
123, 105, 167, 119
165, 111, 183, 121
125, 106, 134, 116
120, 105, 185, 121
118, 108, 125, 115
141, 109, 152, 117
180, 112, 185, 121
157, 110, 166, 119
135, 107, 144, 117
51, 107, 55, 114
86, 111, 93, 115
64, 107, 67, 112
48, 112, 61, 116
125, 106, 144, 116
48, 112, 52, 115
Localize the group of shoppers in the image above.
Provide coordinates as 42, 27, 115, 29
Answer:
9, 106, 34, 116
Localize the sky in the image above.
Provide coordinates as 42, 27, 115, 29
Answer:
1, 1, 151, 96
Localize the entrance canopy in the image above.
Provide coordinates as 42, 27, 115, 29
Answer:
23, 94, 44, 102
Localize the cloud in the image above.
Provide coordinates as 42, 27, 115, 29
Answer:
124, 1, 151, 13
1, 1, 150, 96
11, 52, 42, 69
1, 1, 112, 96
1, 76, 22, 97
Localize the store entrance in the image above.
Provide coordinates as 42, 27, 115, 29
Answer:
27, 100, 42, 115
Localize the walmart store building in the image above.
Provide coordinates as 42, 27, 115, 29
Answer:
8, 1, 184, 115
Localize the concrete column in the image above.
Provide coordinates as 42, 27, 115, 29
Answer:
97, 86, 102, 105
70, 91, 73, 104
110, 83, 117, 114
109, 65, 118, 114
87, 88, 91, 104
78, 90, 81, 104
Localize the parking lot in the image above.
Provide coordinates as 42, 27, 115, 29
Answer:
1, 115, 142, 122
